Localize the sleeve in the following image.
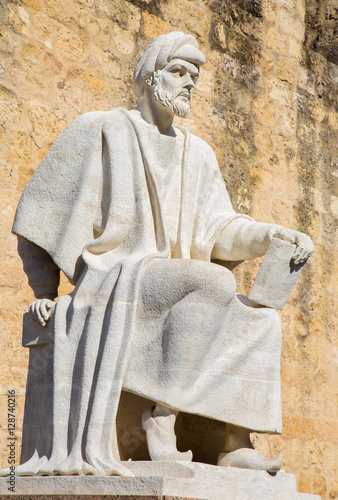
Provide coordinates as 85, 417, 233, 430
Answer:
190, 138, 252, 260
212, 219, 285, 261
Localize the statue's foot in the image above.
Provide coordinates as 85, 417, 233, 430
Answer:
142, 407, 192, 462
40, 461, 96, 476
0, 455, 48, 476
217, 448, 282, 473
50, 456, 133, 477
0, 455, 133, 477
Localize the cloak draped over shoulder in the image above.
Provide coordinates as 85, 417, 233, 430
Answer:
12, 109, 282, 475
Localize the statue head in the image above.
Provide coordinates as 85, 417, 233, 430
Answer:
134, 32, 206, 118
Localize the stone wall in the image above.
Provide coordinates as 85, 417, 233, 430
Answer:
0, 0, 337, 498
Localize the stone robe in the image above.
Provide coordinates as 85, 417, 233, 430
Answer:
12, 108, 282, 475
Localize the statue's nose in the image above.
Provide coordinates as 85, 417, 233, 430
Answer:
182, 73, 195, 91
184, 83, 194, 91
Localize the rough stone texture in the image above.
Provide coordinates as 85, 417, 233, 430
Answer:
305, 0, 338, 66
0, 0, 336, 498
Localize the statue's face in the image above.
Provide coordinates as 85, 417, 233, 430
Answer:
151, 58, 200, 118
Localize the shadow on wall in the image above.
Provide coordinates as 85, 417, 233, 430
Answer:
305, 0, 338, 65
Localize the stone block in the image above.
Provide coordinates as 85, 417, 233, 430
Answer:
268, 79, 291, 107
57, 82, 91, 113
266, 28, 288, 57
28, 100, 68, 148
32, 14, 55, 50
82, 71, 107, 94
21, 0, 43, 11
282, 415, 315, 440
78, 11, 110, 48
184, 8, 210, 40
8, 5, 30, 37
126, 4, 142, 34
277, 59, 298, 88
0, 463, 321, 499
56, 26, 84, 62
0, 87, 22, 125
312, 474, 327, 498
315, 418, 338, 444
142, 13, 171, 40
271, 198, 291, 227
278, 9, 304, 41
45, 0, 81, 28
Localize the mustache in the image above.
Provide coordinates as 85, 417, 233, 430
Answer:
175, 88, 192, 99
157, 86, 192, 102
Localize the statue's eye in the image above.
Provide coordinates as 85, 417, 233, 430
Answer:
170, 66, 184, 76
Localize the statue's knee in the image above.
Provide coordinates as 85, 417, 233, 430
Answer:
197, 265, 237, 305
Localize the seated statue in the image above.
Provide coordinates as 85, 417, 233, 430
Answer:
9, 32, 314, 476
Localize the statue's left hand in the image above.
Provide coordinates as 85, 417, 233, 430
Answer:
29, 298, 56, 327
271, 228, 315, 266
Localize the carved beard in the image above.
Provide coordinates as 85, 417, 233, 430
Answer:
151, 72, 191, 118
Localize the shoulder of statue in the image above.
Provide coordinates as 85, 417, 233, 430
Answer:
186, 131, 217, 161
71, 107, 129, 129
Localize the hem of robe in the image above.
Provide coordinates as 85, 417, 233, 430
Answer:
122, 385, 282, 434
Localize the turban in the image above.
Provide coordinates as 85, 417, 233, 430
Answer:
134, 32, 206, 97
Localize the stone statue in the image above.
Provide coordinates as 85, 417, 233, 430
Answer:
9, 32, 314, 477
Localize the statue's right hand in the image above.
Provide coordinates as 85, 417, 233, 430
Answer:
29, 299, 56, 327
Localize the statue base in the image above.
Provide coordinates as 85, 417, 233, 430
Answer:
0, 461, 320, 499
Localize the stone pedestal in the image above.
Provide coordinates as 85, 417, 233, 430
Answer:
0, 462, 320, 499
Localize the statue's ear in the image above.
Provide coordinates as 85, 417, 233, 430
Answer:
145, 75, 153, 87
145, 70, 161, 87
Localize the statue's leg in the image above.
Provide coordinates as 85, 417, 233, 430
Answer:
134, 258, 282, 468
217, 423, 282, 473
142, 403, 192, 461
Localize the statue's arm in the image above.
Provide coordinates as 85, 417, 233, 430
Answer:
212, 218, 314, 265
17, 236, 60, 326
